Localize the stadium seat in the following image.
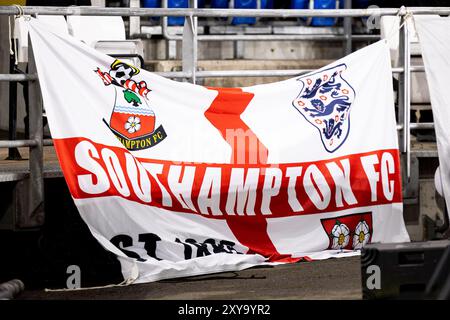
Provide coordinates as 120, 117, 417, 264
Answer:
291, 0, 339, 27
144, 0, 206, 26
167, 0, 189, 26
291, 0, 308, 10
66, 16, 144, 68
231, 0, 257, 26
211, 0, 228, 8
142, 0, 161, 8
310, 0, 338, 27
263, 0, 273, 8
210, 0, 271, 26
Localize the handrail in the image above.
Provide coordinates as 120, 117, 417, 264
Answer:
0, 65, 427, 85
0, 6, 450, 17
0, 74, 37, 82
0, 139, 39, 148
158, 1, 380, 41
0, 66, 427, 82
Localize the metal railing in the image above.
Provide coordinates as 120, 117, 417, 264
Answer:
0, 6, 448, 227
156, 0, 369, 48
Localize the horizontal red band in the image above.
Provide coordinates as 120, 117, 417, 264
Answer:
54, 137, 402, 219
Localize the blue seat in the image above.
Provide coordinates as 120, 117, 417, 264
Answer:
262, 0, 273, 9
232, 0, 257, 25
291, 0, 308, 10
142, 0, 161, 22
291, 0, 338, 27
143, 0, 190, 26
142, 0, 161, 8
167, 0, 189, 26
211, 0, 228, 8
311, 0, 338, 26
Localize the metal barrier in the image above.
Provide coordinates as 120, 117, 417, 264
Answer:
0, 6, 449, 227
156, 0, 363, 51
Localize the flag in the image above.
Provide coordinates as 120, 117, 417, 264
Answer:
28, 18, 409, 284
415, 15, 450, 223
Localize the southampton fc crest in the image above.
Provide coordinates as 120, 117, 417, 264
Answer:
96, 60, 167, 151
292, 64, 356, 153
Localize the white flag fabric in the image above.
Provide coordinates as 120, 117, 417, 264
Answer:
28, 18, 409, 283
415, 16, 450, 222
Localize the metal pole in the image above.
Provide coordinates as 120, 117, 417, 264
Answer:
7, 48, 21, 160
192, 0, 198, 84
343, 0, 352, 56
399, 15, 411, 178
162, 32, 378, 42
392, 66, 424, 73
161, 0, 177, 59
22, 32, 44, 228
0, 7, 424, 18
410, 122, 434, 129
398, 23, 405, 154
234, 31, 245, 59
0, 65, 425, 81
182, 0, 198, 84
404, 19, 411, 180
0, 139, 39, 148
0, 6, 450, 18
0, 73, 38, 81
229, 0, 243, 59
256, 0, 261, 24
129, 0, 141, 37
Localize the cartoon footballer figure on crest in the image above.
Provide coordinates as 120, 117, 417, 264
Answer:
96, 60, 167, 151
292, 64, 356, 153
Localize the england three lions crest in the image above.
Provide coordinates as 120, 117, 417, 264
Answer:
96, 60, 167, 151
292, 64, 356, 153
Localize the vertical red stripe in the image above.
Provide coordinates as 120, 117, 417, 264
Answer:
205, 87, 299, 262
